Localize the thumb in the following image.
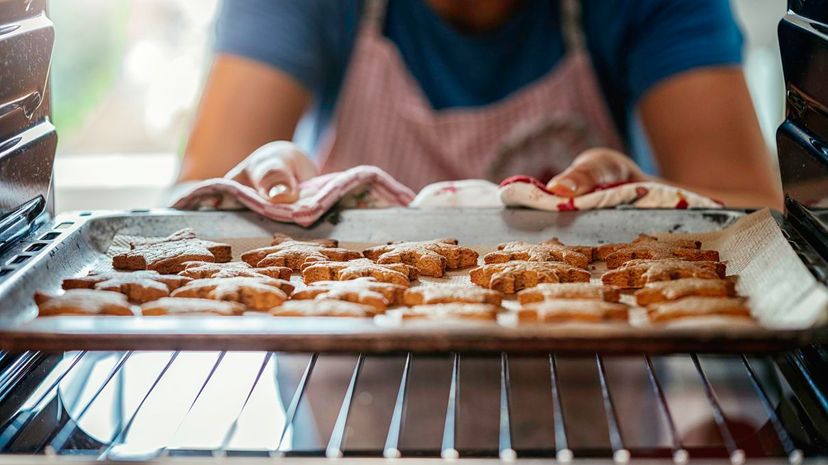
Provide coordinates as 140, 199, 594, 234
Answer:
251, 163, 299, 203
546, 166, 600, 197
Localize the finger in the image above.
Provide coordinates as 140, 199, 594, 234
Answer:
546, 167, 598, 197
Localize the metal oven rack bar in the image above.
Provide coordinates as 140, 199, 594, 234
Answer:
0, 349, 825, 463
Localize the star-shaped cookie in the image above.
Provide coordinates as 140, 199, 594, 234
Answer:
517, 299, 629, 323
35, 289, 135, 317
596, 234, 718, 269
113, 228, 232, 274
241, 234, 361, 271
171, 276, 294, 311
142, 297, 245, 316
484, 239, 593, 268
634, 278, 736, 305
390, 303, 502, 321
517, 283, 620, 305
302, 258, 418, 286
403, 284, 503, 306
270, 299, 377, 317
646, 296, 751, 323
601, 259, 725, 289
291, 277, 405, 312
363, 239, 478, 277
178, 261, 291, 280
470, 260, 590, 294
62, 270, 193, 303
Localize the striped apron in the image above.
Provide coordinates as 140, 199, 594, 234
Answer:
318, 0, 623, 191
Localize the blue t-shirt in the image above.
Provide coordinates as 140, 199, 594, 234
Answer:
214, 0, 743, 170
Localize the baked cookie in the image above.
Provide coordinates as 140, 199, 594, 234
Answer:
270, 299, 377, 317
178, 261, 291, 280
470, 261, 590, 294
291, 277, 405, 312
241, 235, 361, 271
141, 297, 245, 316
596, 234, 701, 259
601, 259, 726, 289
517, 283, 621, 305
62, 270, 192, 303
391, 303, 501, 321
403, 284, 503, 306
171, 276, 294, 311
112, 228, 232, 274
484, 239, 592, 268
647, 296, 751, 323
302, 258, 417, 286
635, 278, 736, 306
35, 289, 135, 317
363, 239, 478, 277
517, 300, 629, 323
597, 234, 718, 269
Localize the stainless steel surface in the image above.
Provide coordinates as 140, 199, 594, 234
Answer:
0, 0, 56, 216
0, 349, 825, 463
0, 207, 825, 353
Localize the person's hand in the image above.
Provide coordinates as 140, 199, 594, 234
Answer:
225, 141, 319, 203
546, 148, 651, 197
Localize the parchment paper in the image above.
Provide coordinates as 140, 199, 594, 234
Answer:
652, 208, 828, 328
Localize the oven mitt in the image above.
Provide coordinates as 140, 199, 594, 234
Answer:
497, 176, 723, 211
170, 165, 416, 227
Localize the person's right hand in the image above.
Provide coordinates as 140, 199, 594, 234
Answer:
225, 141, 319, 203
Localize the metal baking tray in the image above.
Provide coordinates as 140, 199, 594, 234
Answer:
0, 207, 826, 354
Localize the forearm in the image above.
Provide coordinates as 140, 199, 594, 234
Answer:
640, 68, 783, 211
179, 55, 311, 182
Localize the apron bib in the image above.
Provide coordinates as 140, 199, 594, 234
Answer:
319, 0, 623, 191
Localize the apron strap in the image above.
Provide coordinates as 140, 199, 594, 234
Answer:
561, 0, 586, 51
361, 0, 388, 32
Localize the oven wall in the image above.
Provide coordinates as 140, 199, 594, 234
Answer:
0, 0, 56, 216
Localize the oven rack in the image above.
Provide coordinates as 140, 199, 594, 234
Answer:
0, 348, 825, 463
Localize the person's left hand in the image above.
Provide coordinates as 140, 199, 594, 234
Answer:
546, 148, 651, 197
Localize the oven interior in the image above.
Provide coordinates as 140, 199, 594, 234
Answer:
2, 0, 828, 463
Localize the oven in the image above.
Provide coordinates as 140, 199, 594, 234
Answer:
1, 1, 827, 464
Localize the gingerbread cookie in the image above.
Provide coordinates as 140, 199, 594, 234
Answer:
596, 234, 718, 269
647, 297, 751, 323
484, 239, 592, 268
241, 235, 361, 271
171, 276, 293, 311
303, 258, 417, 286
596, 234, 701, 259
62, 270, 192, 303
113, 229, 232, 274
470, 261, 590, 294
141, 297, 245, 316
178, 261, 291, 280
35, 289, 135, 317
363, 239, 478, 277
403, 284, 503, 306
391, 303, 501, 321
601, 259, 725, 289
635, 278, 736, 306
517, 300, 629, 323
291, 277, 405, 312
270, 299, 377, 317
517, 283, 621, 305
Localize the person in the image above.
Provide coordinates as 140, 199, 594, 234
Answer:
180, 0, 782, 209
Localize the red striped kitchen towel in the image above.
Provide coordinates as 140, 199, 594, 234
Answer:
171, 165, 416, 227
